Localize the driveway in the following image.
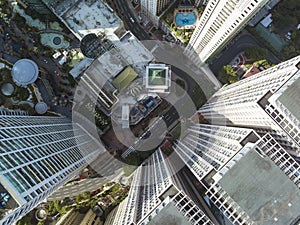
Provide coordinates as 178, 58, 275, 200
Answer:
209, 31, 281, 75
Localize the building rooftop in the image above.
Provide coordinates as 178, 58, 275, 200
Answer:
1, 83, 14, 96
145, 64, 171, 92
219, 150, 300, 225
80, 32, 115, 59
60, 0, 122, 38
112, 66, 138, 91
147, 203, 192, 225
277, 74, 300, 122
84, 52, 126, 87
260, 13, 272, 28
35, 102, 48, 115
118, 32, 154, 68
11, 59, 39, 86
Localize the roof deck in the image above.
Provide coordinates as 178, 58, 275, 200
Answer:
219, 150, 300, 225
57, 0, 122, 38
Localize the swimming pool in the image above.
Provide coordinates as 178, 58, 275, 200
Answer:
175, 12, 197, 27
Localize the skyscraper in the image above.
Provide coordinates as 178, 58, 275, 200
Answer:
141, 0, 176, 27
105, 148, 215, 225
174, 123, 259, 181
185, 0, 270, 62
0, 114, 100, 225
197, 55, 300, 159
174, 123, 300, 224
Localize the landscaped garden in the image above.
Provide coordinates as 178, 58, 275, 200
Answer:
218, 46, 275, 84
17, 181, 130, 225
0, 67, 37, 114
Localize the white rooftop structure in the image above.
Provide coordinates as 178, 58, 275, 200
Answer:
35, 102, 48, 114
84, 51, 126, 86
260, 13, 272, 28
60, 0, 123, 39
52, 52, 62, 59
11, 59, 38, 86
58, 57, 67, 65
121, 104, 130, 128
119, 32, 154, 66
1, 83, 14, 96
145, 64, 171, 93
69, 57, 94, 78
71, 31, 154, 79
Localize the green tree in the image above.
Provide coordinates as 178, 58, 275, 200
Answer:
54, 200, 62, 213
244, 46, 268, 60
17, 215, 31, 225
218, 65, 240, 84
281, 44, 299, 59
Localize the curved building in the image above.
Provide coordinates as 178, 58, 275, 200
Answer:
1, 83, 15, 96
11, 59, 39, 87
35, 102, 48, 115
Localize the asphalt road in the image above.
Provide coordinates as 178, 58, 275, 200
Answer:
112, 0, 151, 40
209, 31, 281, 75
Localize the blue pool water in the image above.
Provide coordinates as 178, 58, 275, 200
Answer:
175, 12, 196, 27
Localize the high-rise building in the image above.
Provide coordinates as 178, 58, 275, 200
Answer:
197, 55, 300, 159
185, 0, 270, 62
174, 123, 259, 182
174, 123, 300, 224
105, 148, 215, 225
141, 0, 176, 27
0, 114, 100, 225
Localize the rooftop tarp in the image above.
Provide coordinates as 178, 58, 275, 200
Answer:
112, 66, 138, 91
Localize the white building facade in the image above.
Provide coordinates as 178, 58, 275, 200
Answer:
106, 148, 214, 225
141, 0, 176, 27
185, 0, 270, 62
174, 123, 300, 224
174, 123, 258, 182
197, 56, 300, 159
0, 115, 99, 225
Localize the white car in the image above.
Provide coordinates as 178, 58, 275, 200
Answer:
130, 17, 135, 23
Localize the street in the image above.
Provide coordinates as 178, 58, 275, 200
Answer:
110, 0, 151, 40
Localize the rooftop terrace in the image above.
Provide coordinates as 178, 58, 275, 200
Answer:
57, 0, 122, 38
219, 149, 300, 225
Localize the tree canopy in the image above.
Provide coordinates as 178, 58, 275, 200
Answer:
218, 65, 240, 84
244, 46, 268, 60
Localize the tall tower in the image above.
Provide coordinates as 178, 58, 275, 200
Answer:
105, 148, 215, 225
185, 0, 270, 62
141, 0, 176, 27
0, 114, 100, 225
174, 123, 300, 224
197, 55, 300, 159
